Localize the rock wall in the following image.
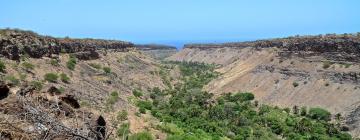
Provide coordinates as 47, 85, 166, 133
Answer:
0, 29, 134, 60
185, 33, 360, 62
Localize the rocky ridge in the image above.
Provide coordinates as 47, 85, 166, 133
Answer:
0, 29, 134, 60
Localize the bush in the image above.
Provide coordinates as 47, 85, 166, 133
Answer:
21, 62, 34, 70
128, 131, 154, 140
89, 63, 102, 69
300, 107, 307, 116
308, 108, 331, 121
117, 123, 130, 139
60, 73, 70, 83
103, 66, 111, 74
50, 59, 60, 66
293, 82, 299, 87
133, 89, 143, 97
117, 110, 128, 121
322, 61, 332, 69
0, 60, 6, 72
30, 80, 43, 91
5, 75, 19, 85
66, 57, 77, 70
137, 100, 152, 110
44, 73, 58, 83
107, 91, 119, 105
228, 92, 254, 102
139, 107, 146, 114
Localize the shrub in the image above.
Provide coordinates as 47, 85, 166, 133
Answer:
107, 91, 119, 105
30, 80, 43, 91
103, 66, 111, 74
117, 123, 130, 138
19, 73, 27, 80
228, 92, 254, 102
344, 63, 351, 68
128, 131, 154, 140
139, 107, 146, 114
293, 82, 299, 87
58, 87, 65, 93
159, 123, 184, 135
21, 62, 34, 70
60, 73, 70, 83
66, 57, 77, 70
44, 73, 58, 83
50, 59, 60, 66
308, 108, 331, 121
325, 83, 329, 86
5, 75, 19, 85
133, 89, 143, 97
300, 107, 307, 116
89, 63, 102, 69
0, 60, 6, 72
117, 110, 128, 121
322, 61, 332, 69
137, 100, 152, 110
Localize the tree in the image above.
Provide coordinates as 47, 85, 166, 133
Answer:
308, 108, 331, 121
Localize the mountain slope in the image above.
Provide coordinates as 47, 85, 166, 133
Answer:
167, 33, 360, 137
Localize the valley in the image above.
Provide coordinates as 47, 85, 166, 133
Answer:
0, 29, 359, 140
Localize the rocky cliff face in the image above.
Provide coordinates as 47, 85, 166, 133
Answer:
168, 33, 360, 137
0, 29, 134, 60
135, 44, 177, 59
186, 33, 360, 62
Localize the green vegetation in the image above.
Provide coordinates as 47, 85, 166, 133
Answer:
137, 100, 152, 114
44, 73, 58, 83
117, 123, 130, 139
103, 66, 111, 74
308, 108, 331, 121
344, 63, 351, 68
21, 62, 35, 70
133, 89, 143, 97
66, 56, 77, 70
293, 82, 299, 87
5, 75, 19, 85
105, 91, 119, 111
18, 73, 27, 81
60, 73, 70, 83
136, 61, 351, 140
50, 59, 60, 66
30, 80, 43, 91
128, 131, 154, 140
323, 61, 333, 69
89, 63, 102, 69
117, 110, 128, 121
0, 60, 6, 72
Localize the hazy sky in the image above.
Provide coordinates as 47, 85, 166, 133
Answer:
1, 0, 360, 47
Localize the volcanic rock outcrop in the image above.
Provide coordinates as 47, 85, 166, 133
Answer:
0, 29, 134, 60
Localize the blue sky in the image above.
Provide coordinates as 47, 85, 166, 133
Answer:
1, 0, 360, 47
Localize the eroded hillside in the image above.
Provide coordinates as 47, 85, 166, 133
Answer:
0, 29, 169, 139
167, 33, 360, 137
